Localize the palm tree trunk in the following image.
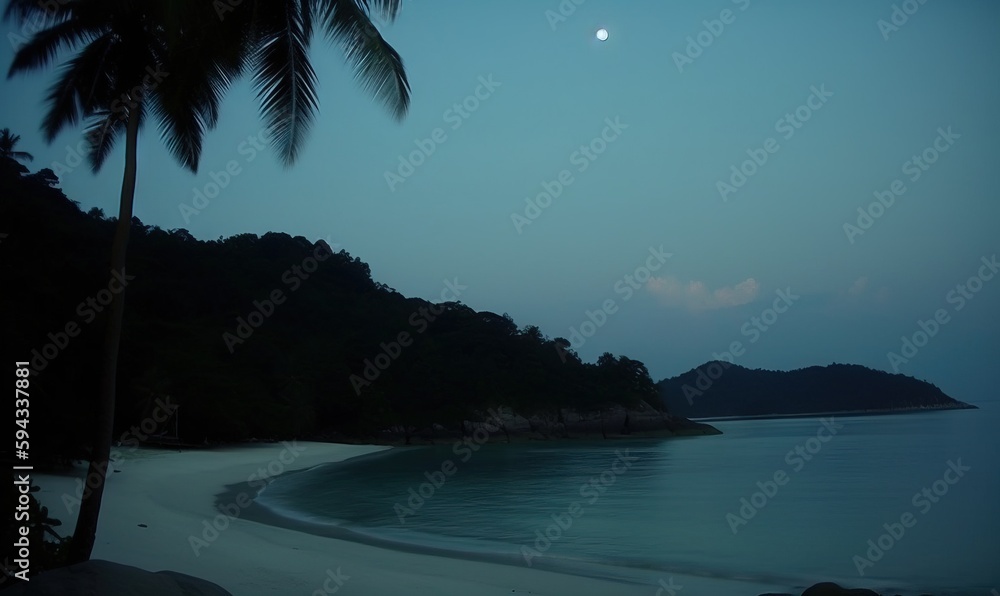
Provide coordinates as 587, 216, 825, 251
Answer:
66, 107, 140, 564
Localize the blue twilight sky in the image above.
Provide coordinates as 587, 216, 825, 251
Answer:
2, 1, 998, 402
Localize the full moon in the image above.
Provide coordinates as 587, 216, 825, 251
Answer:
596, 28, 609, 41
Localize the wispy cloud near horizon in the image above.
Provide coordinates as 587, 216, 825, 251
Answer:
647, 276, 760, 312
843, 276, 891, 305
848, 276, 869, 297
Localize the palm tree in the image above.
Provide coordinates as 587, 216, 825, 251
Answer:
0, 127, 34, 162
5, 0, 410, 564
4, 0, 248, 564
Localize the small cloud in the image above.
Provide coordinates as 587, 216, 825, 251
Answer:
840, 276, 890, 306
848, 276, 869, 296
647, 276, 759, 311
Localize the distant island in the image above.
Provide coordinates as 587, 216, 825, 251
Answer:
658, 361, 977, 419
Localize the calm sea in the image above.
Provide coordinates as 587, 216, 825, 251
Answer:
256, 404, 1000, 595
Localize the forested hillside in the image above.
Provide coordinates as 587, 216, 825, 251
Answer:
2, 164, 672, 459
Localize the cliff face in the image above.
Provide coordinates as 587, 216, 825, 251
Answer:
657, 361, 976, 419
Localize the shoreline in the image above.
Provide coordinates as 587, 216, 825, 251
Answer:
231, 456, 809, 591
692, 403, 978, 423
30, 441, 797, 596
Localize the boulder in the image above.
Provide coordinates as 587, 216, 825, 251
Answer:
758, 581, 933, 596
802, 583, 880, 596
4, 560, 232, 596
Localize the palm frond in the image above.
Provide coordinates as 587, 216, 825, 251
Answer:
82, 108, 124, 171
40, 32, 117, 142
8, 17, 103, 78
353, 0, 404, 24
148, 60, 224, 173
3, 0, 69, 24
251, 1, 319, 166
0, 128, 18, 152
315, 0, 409, 121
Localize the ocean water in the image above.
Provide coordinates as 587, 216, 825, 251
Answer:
255, 406, 1000, 594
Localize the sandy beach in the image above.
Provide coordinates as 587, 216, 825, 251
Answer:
31, 442, 793, 596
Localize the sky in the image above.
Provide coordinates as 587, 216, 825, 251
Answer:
2, 0, 998, 403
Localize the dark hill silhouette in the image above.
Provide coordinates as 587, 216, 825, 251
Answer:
1, 162, 714, 461
658, 360, 975, 419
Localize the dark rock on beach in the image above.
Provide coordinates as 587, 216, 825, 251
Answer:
3, 560, 233, 596
760, 581, 935, 596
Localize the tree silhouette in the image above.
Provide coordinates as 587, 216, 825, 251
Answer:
0, 127, 33, 162
4, 0, 239, 564
4, 0, 410, 564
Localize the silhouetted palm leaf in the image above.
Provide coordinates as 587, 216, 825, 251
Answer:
211, 0, 410, 166
0, 127, 34, 161
316, 0, 409, 121
250, 1, 320, 166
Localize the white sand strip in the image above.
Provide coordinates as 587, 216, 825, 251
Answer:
30, 442, 792, 596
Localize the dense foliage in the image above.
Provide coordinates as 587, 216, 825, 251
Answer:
1, 162, 661, 458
